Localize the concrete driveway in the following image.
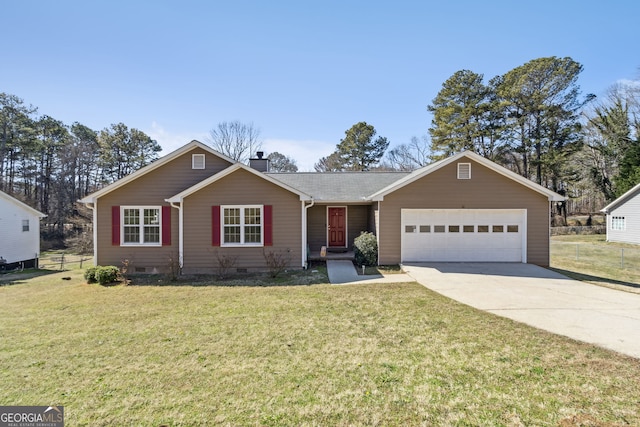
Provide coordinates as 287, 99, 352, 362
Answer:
402, 263, 640, 359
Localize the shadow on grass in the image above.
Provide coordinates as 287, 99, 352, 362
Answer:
549, 267, 640, 291
0, 269, 63, 286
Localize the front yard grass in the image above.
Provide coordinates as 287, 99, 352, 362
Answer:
2, 270, 640, 426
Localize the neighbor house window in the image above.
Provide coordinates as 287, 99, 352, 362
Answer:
122, 207, 161, 245
192, 154, 205, 169
457, 163, 471, 179
22, 219, 29, 232
611, 216, 625, 231
222, 205, 263, 245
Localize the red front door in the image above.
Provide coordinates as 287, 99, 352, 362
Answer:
328, 207, 346, 247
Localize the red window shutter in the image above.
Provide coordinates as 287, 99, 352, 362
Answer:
264, 205, 273, 246
212, 205, 221, 246
162, 206, 171, 246
112, 206, 120, 245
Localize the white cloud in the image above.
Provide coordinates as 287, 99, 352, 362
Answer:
263, 138, 335, 172
145, 121, 208, 155
617, 78, 640, 88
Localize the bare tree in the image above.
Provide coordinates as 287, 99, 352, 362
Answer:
385, 136, 431, 171
314, 152, 344, 172
206, 121, 262, 163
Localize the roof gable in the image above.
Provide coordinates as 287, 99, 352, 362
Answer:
369, 151, 565, 202
167, 163, 312, 203
601, 181, 640, 213
79, 140, 235, 204
0, 190, 46, 218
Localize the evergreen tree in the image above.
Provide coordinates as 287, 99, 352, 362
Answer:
428, 70, 503, 160
335, 121, 389, 171
267, 152, 298, 172
497, 56, 591, 186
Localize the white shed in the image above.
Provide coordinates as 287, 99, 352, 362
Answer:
601, 182, 640, 245
0, 190, 46, 268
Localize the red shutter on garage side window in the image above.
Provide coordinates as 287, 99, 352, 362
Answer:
264, 205, 273, 246
162, 206, 171, 246
112, 206, 120, 245
212, 205, 221, 246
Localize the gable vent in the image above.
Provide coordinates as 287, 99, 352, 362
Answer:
192, 154, 205, 170
457, 162, 471, 179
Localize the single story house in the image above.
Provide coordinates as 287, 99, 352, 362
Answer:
80, 140, 564, 273
601, 182, 640, 245
0, 190, 46, 269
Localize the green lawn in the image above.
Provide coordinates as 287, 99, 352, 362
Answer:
2, 270, 639, 426
551, 235, 640, 290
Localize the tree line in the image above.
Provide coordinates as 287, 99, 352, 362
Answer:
2, 55, 638, 242
314, 57, 640, 215
0, 93, 161, 236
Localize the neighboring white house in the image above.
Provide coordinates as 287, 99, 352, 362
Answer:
0, 190, 46, 268
601, 182, 640, 245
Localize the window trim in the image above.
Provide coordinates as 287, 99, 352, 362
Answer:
221, 205, 264, 247
120, 206, 162, 247
22, 219, 30, 232
611, 216, 625, 231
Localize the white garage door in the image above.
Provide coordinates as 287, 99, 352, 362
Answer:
401, 209, 526, 262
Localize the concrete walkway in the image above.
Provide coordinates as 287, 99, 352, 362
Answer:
402, 263, 640, 359
326, 260, 414, 285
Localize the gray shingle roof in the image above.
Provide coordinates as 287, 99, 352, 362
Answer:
266, 172, 411, 202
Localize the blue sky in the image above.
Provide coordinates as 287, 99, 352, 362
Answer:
3, 1, 639, 170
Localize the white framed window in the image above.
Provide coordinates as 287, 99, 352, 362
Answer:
22, 219, 30, 232
611, 216, 625, 231
222, 205, 263, 246
457, 163, 471, 179
192, 154, 205, 169
122, 207, 161, 246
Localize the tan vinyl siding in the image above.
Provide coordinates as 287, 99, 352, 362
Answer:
378, 159, 551, 266
182, 169, 302, 273
347, 205, 370, 248
307, 205, 327, 252
95, 149, 232, 269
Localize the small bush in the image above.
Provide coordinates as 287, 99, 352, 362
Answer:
84, 267, 98, 283
214, 251, 238, 280
166, 252, 181, 281
263, 249, 291, 278
95, 266, 120, 285
354, 231, 378, 267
